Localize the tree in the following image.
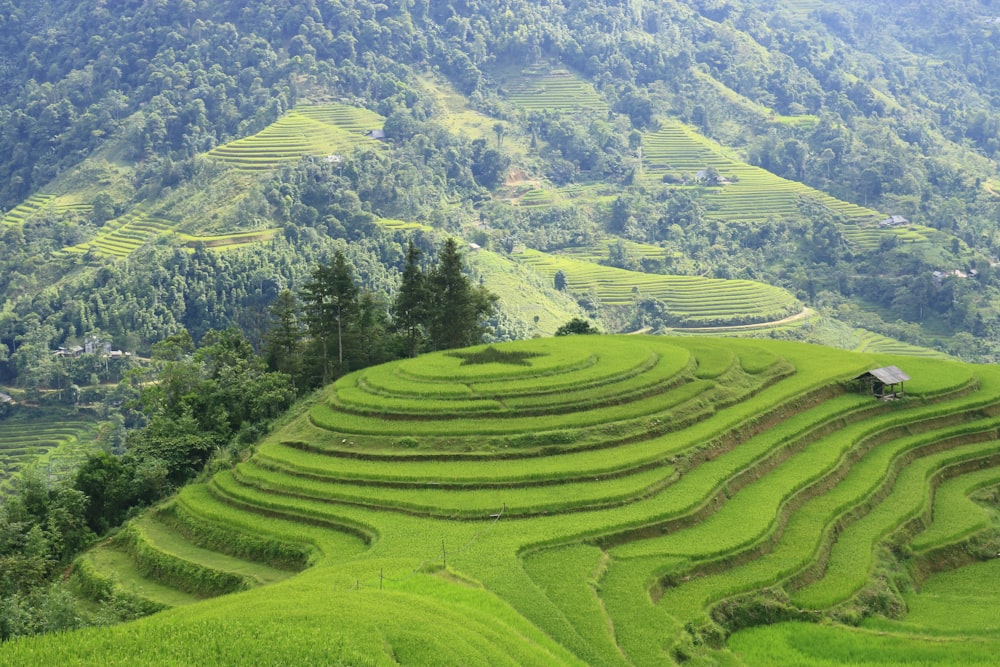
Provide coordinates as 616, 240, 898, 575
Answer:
493, 122, 506, 149
392, 241, 429, 357
554, 269, 568, 291
301, 252, 359, 383
470, 138, 510, 189
555, 318, 600, 336
91, 192, 117, 224
426, 238, 497, 350
264, 290, 303, 388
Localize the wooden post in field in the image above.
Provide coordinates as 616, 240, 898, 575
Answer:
442, 539, 447, 569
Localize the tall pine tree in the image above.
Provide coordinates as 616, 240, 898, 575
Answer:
300, 251, 358, 384
392, 240, 429, 357
426, 238, 497, 351
264, 289, 303, 390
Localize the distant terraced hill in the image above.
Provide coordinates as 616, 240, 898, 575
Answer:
0, 417, 99, 491
206, 103, 385, 171
640, 120, 946, 252
502, 67, 609, 115
8, 336, 998, 665
514, 247, 803, 328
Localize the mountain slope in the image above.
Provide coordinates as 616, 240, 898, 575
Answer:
4, 336, 999, 665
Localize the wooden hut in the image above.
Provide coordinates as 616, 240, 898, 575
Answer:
854, 366, 910, 400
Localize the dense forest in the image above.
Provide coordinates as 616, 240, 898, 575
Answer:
5, 0, 1000, 640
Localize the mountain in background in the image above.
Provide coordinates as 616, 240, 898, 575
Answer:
1, 0, 1000, 385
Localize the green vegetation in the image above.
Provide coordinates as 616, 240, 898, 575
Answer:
503, 67, 609, 115
515, 248, 802, 327
2, 336, 997, 664
206, 104, 384, 172
0, 416, 99, 491
6, 0, 1000, 663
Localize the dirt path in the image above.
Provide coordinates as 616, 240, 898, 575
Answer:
664, 307, 814, 333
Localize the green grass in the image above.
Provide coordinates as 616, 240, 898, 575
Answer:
77, 545, 202, 608
731, 621, 1000, 666
8, 337, 1000, 665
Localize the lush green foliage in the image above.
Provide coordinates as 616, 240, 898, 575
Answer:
7, 0, 1000, 662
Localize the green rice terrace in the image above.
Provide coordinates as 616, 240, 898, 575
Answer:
3, 335, 1000, 665
1, 193, 92, 227
63, 206, 177, 258
639, 120, 945, 252
514, 247, 804, 328
502, 67, 609, 115
205, 103, 385, 172
0, 417, 99, 491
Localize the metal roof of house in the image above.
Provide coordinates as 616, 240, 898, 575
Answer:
855, 366, 910, 384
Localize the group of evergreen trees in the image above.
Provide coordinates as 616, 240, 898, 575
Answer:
267, 237, 497, 390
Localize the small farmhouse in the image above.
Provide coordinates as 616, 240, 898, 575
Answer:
878, 215, 909, 228
854, 365, 910, 400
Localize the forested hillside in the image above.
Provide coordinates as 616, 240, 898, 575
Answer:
0, 0, 999, 376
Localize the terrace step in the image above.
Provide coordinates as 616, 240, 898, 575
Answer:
645, 392, 1000, 630
114, 513, 296, 598
0, 193, 56, 226
0, 420, 97, 489
909, 465, 1000, 554
789, 442, 1000, 610
75, 544, 201, 609
513, 248, 801, 327
206, 103, 384, 171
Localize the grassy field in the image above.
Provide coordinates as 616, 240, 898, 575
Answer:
4, 335, 1000, 665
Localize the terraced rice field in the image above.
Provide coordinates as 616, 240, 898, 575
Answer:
640, 121, 944, 252
0, 193, 56, 226
2, 193, 95, 228
0, 418, 99, 490
514, 247, 802, 327
503, 68, 609, 115
63, 206, 281, 257
63, 206, 176, 258
375, 218, 433, 233
206, 103, 385, 171
6, 335, 1000, 665
177, 228, 281, 250
555, 240, 672, 264
853, 328, 950, 358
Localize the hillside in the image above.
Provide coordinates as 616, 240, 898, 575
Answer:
4, 1, 1000, 661
0, 0, 999, 381
3, 336, 998, 665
